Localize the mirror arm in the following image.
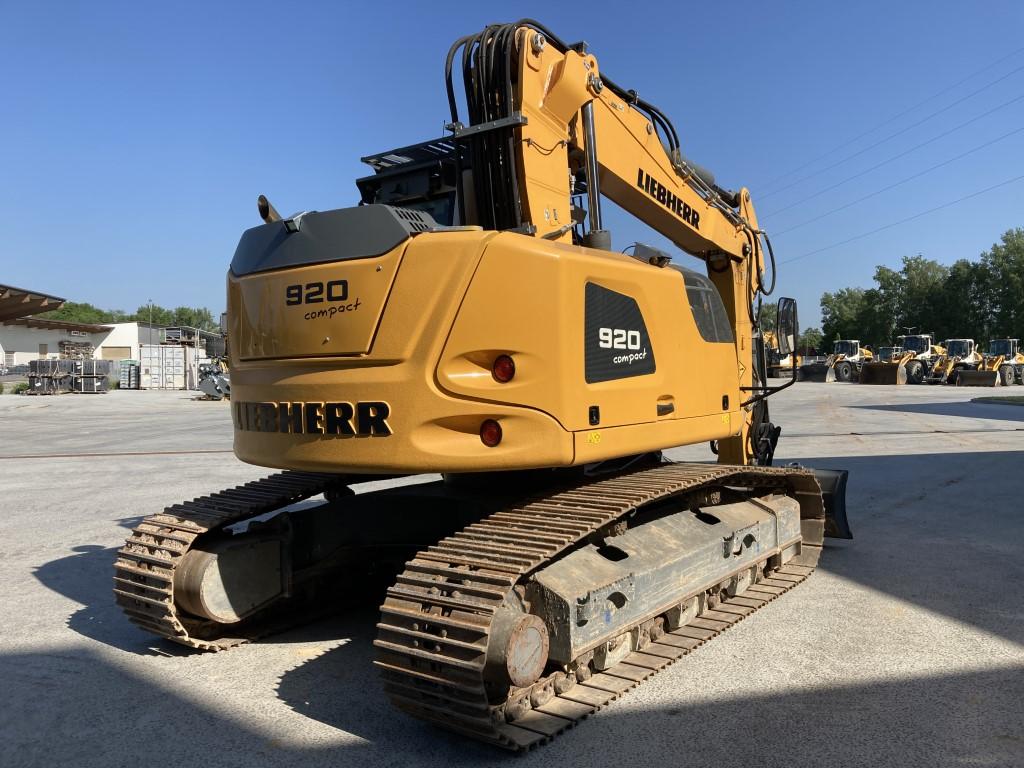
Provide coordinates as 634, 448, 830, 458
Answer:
742, 296, 799, 406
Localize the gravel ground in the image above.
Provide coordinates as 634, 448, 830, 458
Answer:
1, 383, 1022, 768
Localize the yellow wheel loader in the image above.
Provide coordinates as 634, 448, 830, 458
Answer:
926, 339, 995, 385
984, 339, 1023, 386
954, 353, 1005, 387
113, 20, 851, 751
858, 347, 914, 385
800, 340, 873, 383
898, 334, 945, 384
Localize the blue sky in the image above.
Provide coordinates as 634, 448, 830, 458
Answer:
2, 1, 1022, 328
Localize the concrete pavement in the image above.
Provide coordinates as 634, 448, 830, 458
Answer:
1, 383, 1022, 767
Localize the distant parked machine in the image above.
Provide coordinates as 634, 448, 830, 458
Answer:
197, 358, 230, 400
925, 339, 988, 385
801, 339, 873, 382
986, 338, 1023, 385
858, 346, 915, 385
763, 329, 802, 379
897, 334, 945, 384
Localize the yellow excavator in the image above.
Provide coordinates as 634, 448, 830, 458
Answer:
114, 20, 851, 750
763, 329, 802, 379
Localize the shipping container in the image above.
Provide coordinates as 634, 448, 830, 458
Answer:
140, 345, 188, 389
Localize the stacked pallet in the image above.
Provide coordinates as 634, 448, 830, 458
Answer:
119, 360, 140, 389
26, 359, 113, 395
28, 359, 75, 395
73, 359, 113, 393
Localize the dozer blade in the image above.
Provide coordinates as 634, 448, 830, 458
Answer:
800, 362, 832, 382
814, 468, 853, 539
858, 362, 907, 385
955, 369, 1001, 387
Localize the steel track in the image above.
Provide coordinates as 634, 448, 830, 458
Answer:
114, 471, 344, 651
374, 461, 824, 750
114, 461, 825, 750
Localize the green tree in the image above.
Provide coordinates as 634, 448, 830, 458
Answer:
981, 228, 1024, 341
134, 304, 175, 326
39, 301, 122, 324
941, 259, 995, 344
170, 306, 217, 330
898, 255, 949, 338
820, 287, 866, 345
798, 326, 823, 354
864, 265, 902, 345
818, 230, 1024, 351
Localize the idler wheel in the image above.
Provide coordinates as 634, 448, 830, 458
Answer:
486, 609, 550, 688
174, 538, 283, 624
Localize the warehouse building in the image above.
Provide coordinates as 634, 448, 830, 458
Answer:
0, 318, 164, 367
1, 284, 225, 390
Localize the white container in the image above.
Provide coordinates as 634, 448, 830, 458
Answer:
140, 345, 187, 389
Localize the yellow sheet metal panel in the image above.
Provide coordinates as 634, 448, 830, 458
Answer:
438, 233, 739, 433
229, 248, 404, 361
230, 229, 739, 474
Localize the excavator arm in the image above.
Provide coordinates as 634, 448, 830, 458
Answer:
448, 22, 776, 464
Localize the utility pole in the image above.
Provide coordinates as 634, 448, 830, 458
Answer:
148, 300, 153, 345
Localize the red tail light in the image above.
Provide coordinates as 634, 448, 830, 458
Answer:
480, 419, 502, 447
492, 354, 516, 383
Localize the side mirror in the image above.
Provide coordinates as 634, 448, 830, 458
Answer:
219, 312, 228, 334
777, 297, 798, 356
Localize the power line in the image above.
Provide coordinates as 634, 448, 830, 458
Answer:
764, 92, 1024, 218
759, 62, 1024, 201
773, 125, 1024, 235
779, 173, 1024, 265
757, 46, 1024, 193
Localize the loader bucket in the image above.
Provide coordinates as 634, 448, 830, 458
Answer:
800, 363, 831, 382
954, 369, 1000, 387
858, 361, 907, 385
814, 468, 853, 539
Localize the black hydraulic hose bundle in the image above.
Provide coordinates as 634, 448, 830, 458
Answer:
445, 23, 525, 232
445, 20, 685, 155
443, 19, 696, 233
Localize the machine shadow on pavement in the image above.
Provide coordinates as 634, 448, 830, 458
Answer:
846, 399, 1024, 423
32, 448, 1024, 655
31, 502, 335, 655
521, 664, 1024, 768
29, 515, 176, 655
11, 447, 1022, 766
787, 450, 1024, 646
6, 646, 1018, 767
